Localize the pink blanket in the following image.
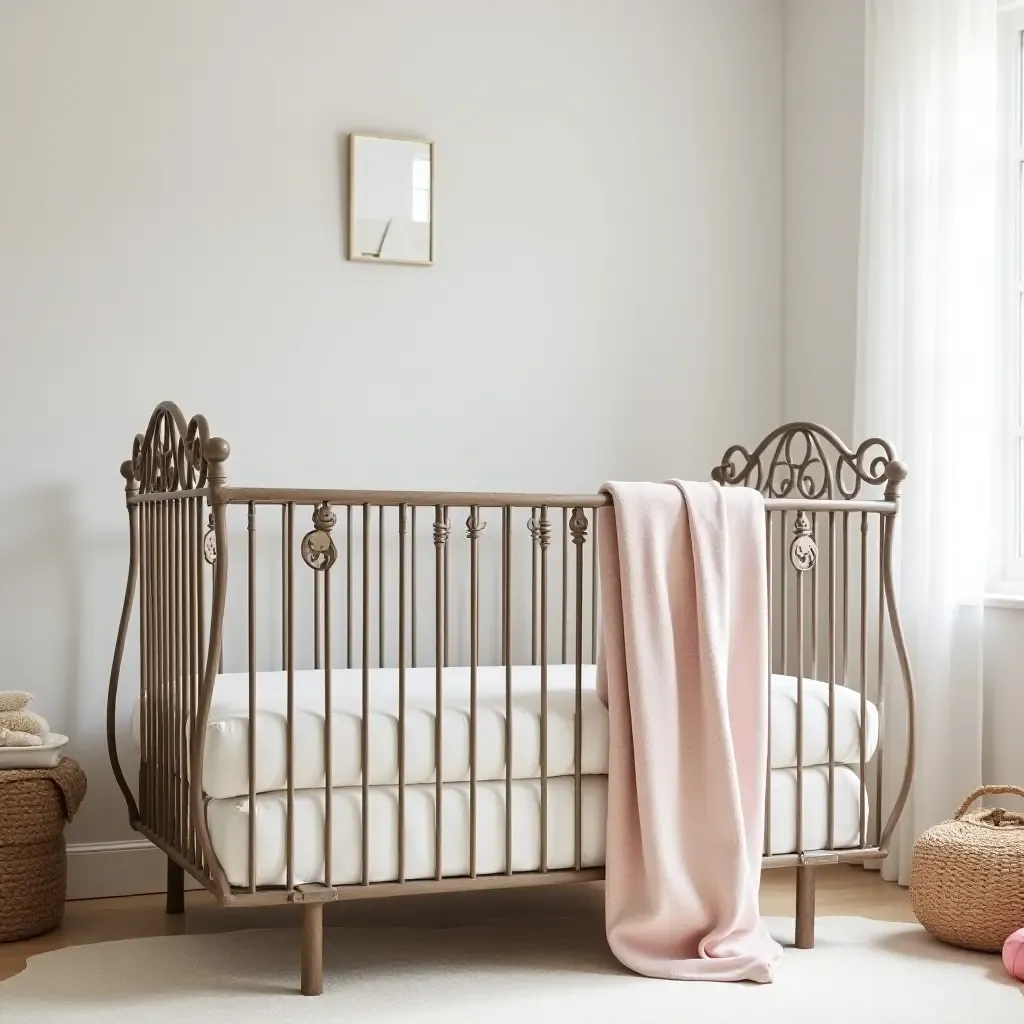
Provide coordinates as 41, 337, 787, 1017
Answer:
596, 479, 782, 982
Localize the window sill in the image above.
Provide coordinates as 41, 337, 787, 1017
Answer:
984, 592, 1024, 609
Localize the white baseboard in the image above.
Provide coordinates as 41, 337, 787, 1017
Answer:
66, 839, 203, 901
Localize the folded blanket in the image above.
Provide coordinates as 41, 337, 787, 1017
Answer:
597, 479, 782, 982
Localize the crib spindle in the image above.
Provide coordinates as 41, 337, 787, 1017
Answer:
468, 506, 483, 878
347, 506, 353, 670
187, 496, 197, 863
285, 502, 295, 892
531, 507, 539, 666
502, 506, 513, 875
859, 513, 869, 847
591, 511, 599, 665
764, 509, 773, 857
324, 555, 333, 888
398, 504, 408, 883
157, 500, 167, 842
811, 511, 819, 681
443, 505, 449, 669
780, 511, 788, 675
875, 516, 887, 848
313, 572, 321, 671
571, 508, 587, 871
195, 498, 206, 874
794, 512, 808, 855
561, 508, 568, 664
379, 506, 385, 668
139, 502, 149, 825
433, 505, 447, 880
247, 502, 257, 892
827, 511, 837, 849
411, 506, 417, 669
538, 506, 550, 873
362, 503, 371, 886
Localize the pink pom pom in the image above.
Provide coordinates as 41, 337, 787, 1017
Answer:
1002, 928, 1024, 981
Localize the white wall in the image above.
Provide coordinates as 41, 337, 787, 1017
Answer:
0, 0, 783, 894
783, 0, 865, 439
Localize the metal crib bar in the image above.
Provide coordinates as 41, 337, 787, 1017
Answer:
780, 511, 788, 675
811, 511, 819, 680
571, 508, 587, 870
859, 512, 868, 847
411, 505, 417, 669
468, 506, 482, 878
827, 511, 836, 849
362, 503, 371, 885
195, 499, 206, 874
764, 509, 773, 856
531, 507, 539, 666
324, 556, 333, 888
875, 515, 887, 847
379, 505, 385, 668
591, 511, 598, 664
398, 504, 408, 883
173, 499, 182, 855
313, 573, 321, 671
561, 508, 568, 664
286, 502, 295, 891
795, 519, 805, 855
503, 506, 513, 875
443, 505, 449, 668
187, 496, 197, 863
247, 502, 257, 892
539, 506, 550, 873
433, 505, 447, 880
157, 501, 167, 841
281, 507, 287, 670
139, 502, 149, 825
347, 506, 353, 670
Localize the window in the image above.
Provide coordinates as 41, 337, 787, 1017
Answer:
411, 157, 430, 223
996, 5, 1024, 585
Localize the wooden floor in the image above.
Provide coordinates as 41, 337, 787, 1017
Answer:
0, 865, 913, 984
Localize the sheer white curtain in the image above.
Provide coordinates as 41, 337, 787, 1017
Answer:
855, 0, 998, 884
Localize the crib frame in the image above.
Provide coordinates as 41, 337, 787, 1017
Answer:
107, 402, 916, 995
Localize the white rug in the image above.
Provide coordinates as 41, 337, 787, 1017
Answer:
2, 903, 1020, 1022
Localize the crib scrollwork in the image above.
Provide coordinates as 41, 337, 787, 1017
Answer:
569, 508, 589, 544
711, 422, 900, 500
465, 510, 487, 539
130, 401, 214, 495
300, 502, 338, 572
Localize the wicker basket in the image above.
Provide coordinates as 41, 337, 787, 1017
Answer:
910, 784, 1024, 952
0, 759, 86, 943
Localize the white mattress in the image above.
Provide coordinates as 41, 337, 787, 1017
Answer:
133, 666, 878, 799
207, 765, 868, 888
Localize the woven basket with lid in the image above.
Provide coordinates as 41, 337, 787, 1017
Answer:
909, 784, 1024, 953
0, 758, 87, 943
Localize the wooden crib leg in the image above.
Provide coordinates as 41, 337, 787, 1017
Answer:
166, 858, 185, 915
794, 865, 816, 949
300, 903, 324, 996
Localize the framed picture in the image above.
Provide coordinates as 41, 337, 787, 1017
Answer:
347, 133, 434, 265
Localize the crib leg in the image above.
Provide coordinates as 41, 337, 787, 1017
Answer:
794, 865, 816, 949
166, 858, 185, 915
300, 903, 324, 996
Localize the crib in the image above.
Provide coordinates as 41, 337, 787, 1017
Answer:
106, 402, 916, 995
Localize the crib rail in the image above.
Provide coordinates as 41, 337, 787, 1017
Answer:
107, 406, 915, 918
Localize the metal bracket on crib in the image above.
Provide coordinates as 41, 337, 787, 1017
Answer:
291, 884, 340, 904
799, 852, 840, 867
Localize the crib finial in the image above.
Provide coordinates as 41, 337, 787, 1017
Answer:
569, 508, 589, 545
789, 510, 817, 572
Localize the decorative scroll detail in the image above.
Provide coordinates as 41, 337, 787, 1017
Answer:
300, 502, 338, 572
528, 512, 552, 550
432, 514, 451, 546
203, 512, 217, 565
710, 422, 899, 500
130, 402, 215, 495
465, 510, 487, 539
789, 510, 817, 572
569, 508, 589, 544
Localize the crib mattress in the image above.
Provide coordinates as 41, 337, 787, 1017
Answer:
132, 665, 878, 799
206, 765, 868, 888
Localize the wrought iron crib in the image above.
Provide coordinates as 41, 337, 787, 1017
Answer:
107, 402, 915, 995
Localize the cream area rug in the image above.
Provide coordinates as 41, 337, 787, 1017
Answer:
1, 891, 1019, 1022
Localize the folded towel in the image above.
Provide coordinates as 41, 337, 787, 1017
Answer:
597, 479, 783, 982
0, 691, 32, 713
0, 709, 48, 738
0, 726, 42, 747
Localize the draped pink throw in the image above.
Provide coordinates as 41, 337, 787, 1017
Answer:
596, 480, 783, 983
